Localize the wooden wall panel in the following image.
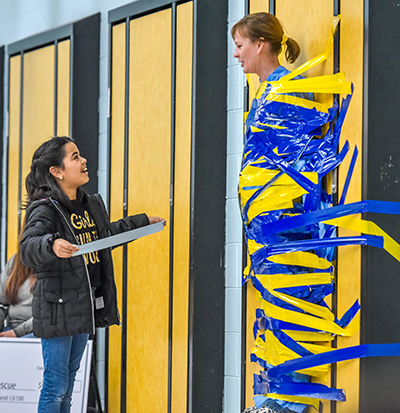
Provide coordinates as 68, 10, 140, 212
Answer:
7, 55, 21, 259
250, 0, 268, 13
171, 2, 193, 412
336, 1, 364, 413
22, 46, 55, 210
8, 43, 70, 258
109, 22, 126, 413
57, 40, 70, 136
127, 9, 171, 412
276, 0, 334, 104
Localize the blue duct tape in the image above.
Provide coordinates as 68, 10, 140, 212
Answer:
251, 275, 318, 315
264, 235, 384, 256
253, 371, 345, 401
338, 299, 360, 328
318, 140, 349, 176
329, 91, 353, 151
339, 145, 358, 205
254, 371, 269, 395
268, 382, 346, 402
261, 200, 400, 236
274, 283, 334, 305
257, 312, 323, 333
268, 343, 400, 380
251, 353, 268, 369
267, 151, 320, 195
270, 329, 314, 357
254, 315, 315, 358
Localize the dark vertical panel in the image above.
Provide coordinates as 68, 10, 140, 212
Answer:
168, 3, 177, 413
187, 1, 197, 409
105, 18, 113, 413
18, 53, 23, 233
331, 3, 340, 413
360, 1, 400, 412
54, 40, 59, 137
120, 16, 130, 413
0, 46, 3, 223
72, 13, 100, 195
188, 0, 227, 412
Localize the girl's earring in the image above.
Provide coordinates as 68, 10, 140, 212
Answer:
59, 176, 63, 180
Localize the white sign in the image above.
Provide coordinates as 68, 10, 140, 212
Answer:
0, 338, 92, 413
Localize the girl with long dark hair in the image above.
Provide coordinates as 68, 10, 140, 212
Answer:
20, 136, 165, 413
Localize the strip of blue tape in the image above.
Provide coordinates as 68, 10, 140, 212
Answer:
260, 200, 400, 236
253, 235, 384, 258
339, 145, 358, 205
268, 343, 400, 380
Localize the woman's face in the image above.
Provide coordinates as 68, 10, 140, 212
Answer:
233, 31, 260, 74
58, 142, 89, 190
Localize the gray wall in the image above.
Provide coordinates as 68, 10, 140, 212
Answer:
225, 0, 245, 412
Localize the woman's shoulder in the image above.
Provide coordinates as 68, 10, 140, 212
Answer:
0, 255, 15, 290
267, 65, 306, 82
267, 65, 292, 82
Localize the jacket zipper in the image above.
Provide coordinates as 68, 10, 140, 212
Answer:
93, 194, 121, 325
50, 198, 96, 335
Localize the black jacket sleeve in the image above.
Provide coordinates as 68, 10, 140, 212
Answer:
20, 205, 60, 269
109, 213, 150, 235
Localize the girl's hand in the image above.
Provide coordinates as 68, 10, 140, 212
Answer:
52, 238, 80, 258
149, 216, 167, 226
0, 329, 17, 338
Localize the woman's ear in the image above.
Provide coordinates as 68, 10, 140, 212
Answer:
257, 37, 265, 54
49, 166, 63, 180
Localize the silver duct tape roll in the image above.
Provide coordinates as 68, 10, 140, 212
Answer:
71, 221, 165, 257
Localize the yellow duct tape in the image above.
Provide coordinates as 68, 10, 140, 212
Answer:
323, 215, 400, 262
283, 330, 334, 343
256, 272, 333, 290
260, 300, 353, 337
267, 252, 333, 270
266, 72, 352, 98
269, 289, 335, 322
265, 93, 329, 113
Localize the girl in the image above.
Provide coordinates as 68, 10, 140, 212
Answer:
20, 136, 165, 413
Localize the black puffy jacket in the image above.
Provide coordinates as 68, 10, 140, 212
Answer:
20, 194, 149, 338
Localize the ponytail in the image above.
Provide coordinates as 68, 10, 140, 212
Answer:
285, 37, 300, 64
